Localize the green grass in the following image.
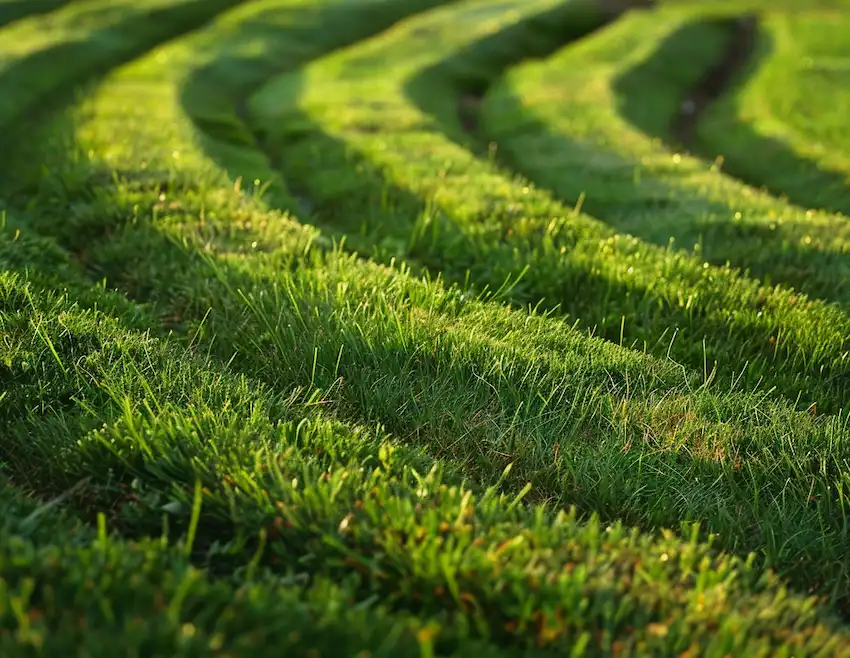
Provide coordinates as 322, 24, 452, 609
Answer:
481, 5, 850, 300
3, 0, 850, 654
696, 10, 850, 215
244, 0, 850, 414
0, 1, 75, 29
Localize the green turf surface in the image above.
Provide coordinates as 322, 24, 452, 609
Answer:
480, 6, 850, 306
247, 1, 850, 414
696, 10, 850, 215
2, 0, 850, 654
0, 0, 75, 29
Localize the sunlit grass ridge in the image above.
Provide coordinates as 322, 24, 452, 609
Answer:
2, 0, 850, 654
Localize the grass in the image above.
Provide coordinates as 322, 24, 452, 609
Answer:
2, 0, 850, 654
695, 9, 850, 216
0, 2, 72, 30
481, 5, 850, 302
245, 0, 850, 414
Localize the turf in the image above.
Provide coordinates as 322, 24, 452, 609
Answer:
246, 0, 850, 414
481, 5, 850, 302
695, 10, 850, 216
0, 0, 75, 29
2, 0, 850, 654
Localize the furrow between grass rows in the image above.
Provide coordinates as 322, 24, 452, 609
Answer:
9, 0, 848, 414
478, 6, 850, 309
0, 0, 253, 176
3, 255, 850, 655
0, 0, 74, 29
14, 165, 850, 613
6, 0, 850, 617
242, 0, 850, 414
695, 9, 850, 216
5, 0, 850, 651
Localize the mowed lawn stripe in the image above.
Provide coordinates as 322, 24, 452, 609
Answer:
481, 7, 850, 305
0, 0, 247, 187
0, 437, 515, 656
7, 0, 850, 646
1, 0, 460, 206
246, 0, 850, 413
3, 268, 850, 654
696, 10, 850, 216
9, 0, 850, 611
178, 0, 458, 210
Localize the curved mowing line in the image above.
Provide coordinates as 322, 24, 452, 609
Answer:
453, 10, 850, 408
11, 0, 844, 632
0, 0, 465, 287
179, 0, 458, 215
691, 14, 850, 217
14, 0, 850, 611
0, 0, 246, 185
0, 0, 462, 263
246, 1, 850, 413
407, 0, 628, 149
616, 14, 850, 302
0, 0, 74, 29
4, 299, 850, 656
472, 10, 850, 308
12, 213, 850, 621
15, 194, 850, 623
245, 0, 621, 248
623, 13, 850, 219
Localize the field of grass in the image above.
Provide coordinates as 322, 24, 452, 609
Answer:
696, 10, 850, 215
2, 0, 850, 654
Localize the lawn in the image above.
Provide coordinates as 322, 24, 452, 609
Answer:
1, 0, 850, 655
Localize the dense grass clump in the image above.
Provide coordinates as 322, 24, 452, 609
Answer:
3, 0, 850, 654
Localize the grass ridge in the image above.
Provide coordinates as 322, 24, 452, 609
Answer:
4, 0, 850, 652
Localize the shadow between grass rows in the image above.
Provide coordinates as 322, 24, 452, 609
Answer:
14, 181, 850, 616
177, 0, 459, 208
0, 0, 253, 191
0, 0, 456, 266
618, 11, 850, 221
651, 13, 850, 217
12, 0, 847, 484
636, 15, 850, 284
4, 1, 848, 640
7, 183, 849, 646
184, 0, 848, 415
0, 275, 624, 657
8, 0, 850, 612
235, 3, 850, 413
482, 13, 850, 305
8, 37, 850, 611
16, 113, 850, 623
0, 0, 74, 29
4, 350, 846, 657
